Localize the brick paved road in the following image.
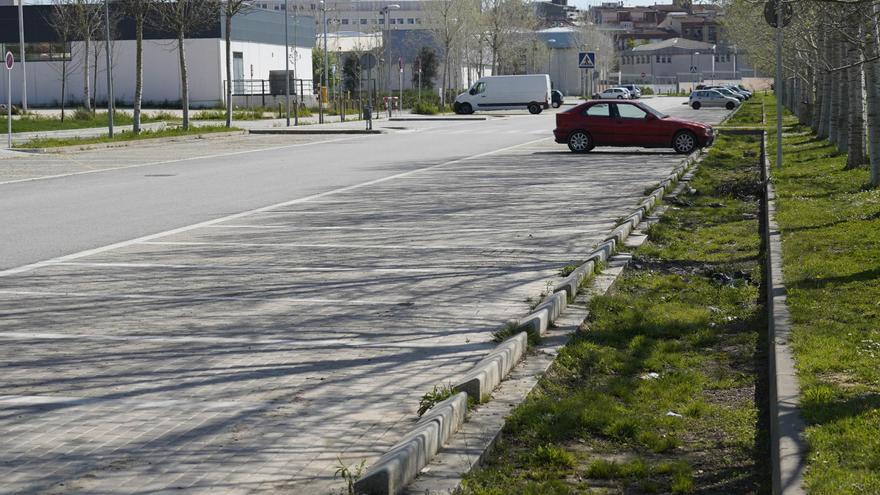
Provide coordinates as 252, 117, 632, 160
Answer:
0, 100, 729, 494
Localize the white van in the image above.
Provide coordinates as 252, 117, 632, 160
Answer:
453, 75, 551, 115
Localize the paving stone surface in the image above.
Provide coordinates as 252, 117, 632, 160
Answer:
0, 102, 728, 494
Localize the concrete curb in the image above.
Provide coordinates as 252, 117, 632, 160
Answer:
12, 129, 246, 154
454, 332, 529, 401
761, 131, 807, 495
354, 393, 468, 495
388, 117, 487, 121
248, 128, 382, 135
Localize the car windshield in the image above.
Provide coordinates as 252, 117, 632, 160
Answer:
640, 103, 667, 119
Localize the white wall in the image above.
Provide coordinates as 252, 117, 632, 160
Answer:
0, 38, 312, 108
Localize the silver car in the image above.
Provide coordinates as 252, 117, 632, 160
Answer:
689, 89, 740, 110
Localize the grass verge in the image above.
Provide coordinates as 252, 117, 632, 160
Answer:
11, 109, 172, 133
761, 94, 880, 494
458, 133, 769, 495
18, 125, 240, 149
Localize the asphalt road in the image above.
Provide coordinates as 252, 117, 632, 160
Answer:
0, 97, 731, 494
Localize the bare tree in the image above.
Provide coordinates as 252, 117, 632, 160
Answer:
425, 0, 470, 106
69, 0, 103, 111
223, 0, 253, 128
152, 0, 220, 129
119, 0, 150, 133
47, 1, 76, 121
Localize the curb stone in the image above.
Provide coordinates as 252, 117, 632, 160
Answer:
454, 332, 529, 401
761, 131, 807, 495
355, 393, 468, 495
11, 129, 245, 154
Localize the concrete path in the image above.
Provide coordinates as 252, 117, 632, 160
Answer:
0, 99, 730, 494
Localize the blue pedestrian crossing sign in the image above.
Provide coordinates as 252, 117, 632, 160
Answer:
578, 52, 596, 69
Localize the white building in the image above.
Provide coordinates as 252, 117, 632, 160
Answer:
0, 4, 314, 108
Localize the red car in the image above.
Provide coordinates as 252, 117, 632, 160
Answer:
553, 100, 714, 154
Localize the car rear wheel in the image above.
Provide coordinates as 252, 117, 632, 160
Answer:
528, 103, 542, 114
552, 101, 561, 108
568, 131, 593, 153
726, 101, 735, 110
617, 95, 624, 99
672, 130, 697, 154
691, 101, 701, 110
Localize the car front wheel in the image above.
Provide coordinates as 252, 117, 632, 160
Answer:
458, 103, 473, 115
672, 130, 697, 154
691, 101, 701, 110
568, 131, 593, 153
726, 101, 735, 110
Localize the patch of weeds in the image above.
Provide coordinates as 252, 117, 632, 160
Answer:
334, 456, 366, 495
492, 321, 540, 347
19, 125, 239, 149
558, 263, 579, 277
417, 384, 456, 417
533, 444, 576, 468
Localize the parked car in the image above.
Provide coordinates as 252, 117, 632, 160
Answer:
689, 89, 740, 110
453, 74, 551, 115
619, 84, 642, 98
553, 100, 715, 154
551, 90, 564, 108
594, 87, 631, 99
708, 86, 746, 101
736, 84, 753, 97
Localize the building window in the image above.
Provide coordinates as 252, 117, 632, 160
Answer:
407, 18, 414, 24
656, 55, 661, 63
397, 18, 404, 24
2, 42, 71, 62
389, 18, 395, 24
341, 18, 348, 24
360, 18, 367, 24
379, 18, 384, 24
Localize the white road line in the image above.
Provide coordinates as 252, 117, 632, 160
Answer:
202, 224, 600, 233
0, 136, 551, 277
0, 395, 265, 411
0, 136, 359, 186
54, 261, 447, 273
0, 289, 395, 305
139, 240, 544, 252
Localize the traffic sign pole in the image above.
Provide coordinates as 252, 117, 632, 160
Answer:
6, 51, 13, 149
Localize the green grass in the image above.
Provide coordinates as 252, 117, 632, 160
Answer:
759, 93, 880, 494
18, 125, 240, 149
459, 134, 769, 494
11, 109, 170, 133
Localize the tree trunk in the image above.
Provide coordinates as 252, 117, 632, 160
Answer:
93, 42, 99, 109
133, 13, 143, 134
83, 37, 91, 111
812, 57, 823, 133
836, 40, 850, 152
61, 58, 67, 122
225, 10, 233, 128
866, 3, 880, 186
178, 30, 190, 129
818, 30, 833, 139
845, 21, 865, 170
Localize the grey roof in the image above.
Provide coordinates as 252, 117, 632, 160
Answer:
632, 37, 715, 52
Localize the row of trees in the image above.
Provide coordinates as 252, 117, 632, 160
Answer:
49, 0, 245, 132
723, 0, 879, 186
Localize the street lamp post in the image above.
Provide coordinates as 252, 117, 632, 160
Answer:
732, 44, 737, 80
319, 0, 328, 123
17, 0, 27, 110
380, 4, 400, 96
710, 44, 716, 85
284, 0, 290, 126
694, 51, 700, 84
104, 0, 113, 137
547, 38, 556, 84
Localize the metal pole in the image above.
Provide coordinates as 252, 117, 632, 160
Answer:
775, 0, 783, 169
285, 0, 290, 126
104, 0, 113, 137
293, 4, 298, 126
398, 61, 402, 115
17, 0, 26, 110
7, 68, 11, 148
322, 1, 328, 124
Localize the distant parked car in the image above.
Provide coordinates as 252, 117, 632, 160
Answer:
554, 100, 715, 154
689, 89, 740, 110
619, 84, 642, 99
595, 87, 631, 99
551, 90, 564, 108
708, 86, 746, 101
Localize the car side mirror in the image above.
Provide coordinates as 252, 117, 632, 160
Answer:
646, 113, 656, 121
469, 89, 476, 95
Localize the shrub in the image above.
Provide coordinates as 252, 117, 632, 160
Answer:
412, 101, 439, 115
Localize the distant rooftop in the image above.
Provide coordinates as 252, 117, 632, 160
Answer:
631, 37, 715, 51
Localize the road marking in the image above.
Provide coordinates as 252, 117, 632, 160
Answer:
0, 137, 550, 277
54, 261, 471, 274
0, 136, 360, 186
0, 394, 266, 411
139, 240, 545, 252
0, 289, 397, 305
